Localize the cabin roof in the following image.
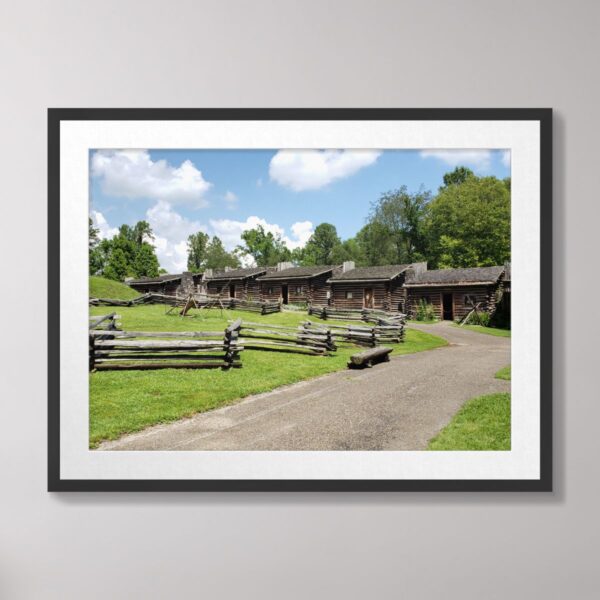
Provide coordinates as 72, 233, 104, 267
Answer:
129, 273, 183, 285
329, 264, 412, 282
258, 265, 337, 281
206, 267, 268, 281
404, 266, 504, 287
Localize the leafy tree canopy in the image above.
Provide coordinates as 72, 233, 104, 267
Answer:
205, 236, 241, 270
424, 174, 510, 268
187, 231, 210, 271
301, 223, 341, 265
237, 225, 291, 266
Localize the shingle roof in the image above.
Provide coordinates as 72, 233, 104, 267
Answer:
129, 273, 183, 285
206, 267, 268, 281
330, 264, 411, 282
405, 266, 504, 286
258, 265, 337, 280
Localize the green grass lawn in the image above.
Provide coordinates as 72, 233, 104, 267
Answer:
90, 276, 139, 300
495, 365, 511, 380
453, 323, 511, 337
427, 392, 511, 451
89, 304, 448, 447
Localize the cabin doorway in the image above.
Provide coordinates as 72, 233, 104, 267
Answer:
229, 284, 235, 299
364, 288, 374, 309
281, 284, 289, 305
442, 293, 454, 320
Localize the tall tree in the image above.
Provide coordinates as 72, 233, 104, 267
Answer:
187, 231, 210, 271
302, 223, 341, 265
354, 222, 397, 266
204, 236, 241, 270
369, 186, 430, 263
132, 220, 154, 245
424, 174, 510, 268
89, 218, 100, 249
237, 225, 291, 266
442, 166, 475, 187
133, 242, 160, 278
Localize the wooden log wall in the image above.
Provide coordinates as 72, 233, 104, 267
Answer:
406, 284, 499, 320
331, 282, 389, 310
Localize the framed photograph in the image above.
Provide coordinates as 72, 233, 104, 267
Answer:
48, 108, 552, 491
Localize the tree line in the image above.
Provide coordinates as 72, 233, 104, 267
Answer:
90, 166, 511, 281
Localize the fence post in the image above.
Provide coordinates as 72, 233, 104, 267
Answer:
224, 318, 243, 368
89, 335, 95, 371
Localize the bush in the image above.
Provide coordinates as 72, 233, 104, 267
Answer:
415, 299, 436, 321
474, 311, 491, 327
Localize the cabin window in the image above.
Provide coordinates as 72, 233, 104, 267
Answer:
295, 285, 303, 294
464, 294, 477, 307
345, 291, 353, 299
267, 287, 273, 295
326, 290, 331, 299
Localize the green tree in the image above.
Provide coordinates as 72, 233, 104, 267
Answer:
237, 225, 291, 266
187, 231, 210, 271
369, 186, 430, 263
89, 218, 100, 249
424, 174, 510, 268
354, 222, 397, 266
133, 242, 160, 278
205, 236, 241, 270
103, 247, 130, 281
302, 223, 341, 265
442, 166, 475, 187
132, 220, 154, 245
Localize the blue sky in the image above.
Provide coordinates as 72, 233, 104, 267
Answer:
90, 148, 510, 272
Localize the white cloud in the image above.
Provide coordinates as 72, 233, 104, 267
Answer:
224, 190, 238, 210
501, 150, 511, 168
146, 201, 207, 272
420, 149, 494, 170
269, 149, 381, 191
91, 150, 212, 206
287, 221, 314, 249
90, 210, 118, 240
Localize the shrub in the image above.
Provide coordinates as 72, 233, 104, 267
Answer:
415, 299, 436, 321
474, 311, 491, 327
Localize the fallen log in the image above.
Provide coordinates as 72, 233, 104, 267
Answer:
347, 347, 393, 369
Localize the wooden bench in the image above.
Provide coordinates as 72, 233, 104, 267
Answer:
347, 347, 393, 369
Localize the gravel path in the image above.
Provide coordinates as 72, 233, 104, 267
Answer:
98, 322, 510, 451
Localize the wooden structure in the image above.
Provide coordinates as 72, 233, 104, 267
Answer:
404, 265, 507, 321
89, 318, 243, 370
128, 272, 203, 296
328, 263, 426, 313
205, 267, 268, 301
233, 320, 333, 355
257, 264, 341, 306
347, 347, 393, 369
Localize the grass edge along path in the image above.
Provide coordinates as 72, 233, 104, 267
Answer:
427, 392, 511, 451
495, 365, 511, 380
452, 323, 511, 338
89, 304, 448, 447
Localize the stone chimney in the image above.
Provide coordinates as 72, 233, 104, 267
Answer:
204, 268, 213, 279
342, 261, 355, 273
180, 271, 194, 294
277, 261, 294, 271
411, 261, 427, 275
224, 266, 232, 272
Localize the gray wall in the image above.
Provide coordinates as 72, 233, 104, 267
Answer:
1, 1, 596, 598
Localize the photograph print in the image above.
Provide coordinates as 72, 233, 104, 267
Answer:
49, 109, 551, 490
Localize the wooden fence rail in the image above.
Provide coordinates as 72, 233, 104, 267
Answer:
89, 318, 243, 371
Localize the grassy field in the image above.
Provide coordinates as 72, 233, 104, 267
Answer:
495, 365, 511, 380
90, 276, 139, 300
427, 393, 511, 450
453, 323, 511, 338
89, 304, 448, 447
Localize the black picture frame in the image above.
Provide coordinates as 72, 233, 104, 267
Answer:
48, 108, 552, 492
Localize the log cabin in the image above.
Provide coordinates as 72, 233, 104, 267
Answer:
328, 262, 427, 312
257, 263, 342, 306
204, 267, 269, 300
127, 272, 203, 296
404, 265, 507, 321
